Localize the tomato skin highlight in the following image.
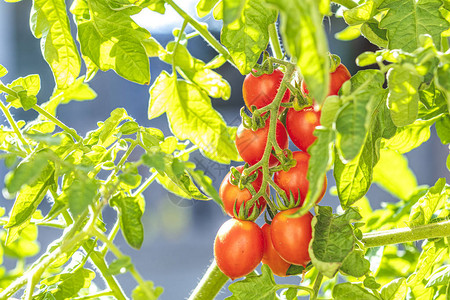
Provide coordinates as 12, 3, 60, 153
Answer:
286, 106, 321, 152
301, 63, 351, 97
270, 208, 313, 266
242, 69, 290, 110
261, 223, 291, 277
214, 218, 264, 280
236, 118, 289, 167
273, 151, 327, 205
219, 166, 267, 218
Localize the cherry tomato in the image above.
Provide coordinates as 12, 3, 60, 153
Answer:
273, 151, 327, 205
236, 118, 288, 167
219, 166, 267, 217
261, 223, 291, 277
301, 63, 351, 97
242, 69, 290, 110
214, 218, 264, 280
286, 106, 321, 152
270, 208, 313, 266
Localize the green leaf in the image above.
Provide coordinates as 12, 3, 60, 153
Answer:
110, 196, 145, 249
426, 265, 450, 287
66, 178, 99, 216
360, 20, 388, 48
147, 0, 166, 14
6, 75, 40, 110
373, 149, 417, 200
380, 278, 407, 300
4, 220, 40, 257
71, 0, 150, 84
407, 241, 447, 286
409, 178, 447, 227
142, 37, 165, 57
221, 0, 277, 74
226, 265, 277, 300
42, 268, 95, 299
383, 118, 434, 153
107, 256, 133, 275
340, 249, 370, 278
267, 0, 329, 103
309, 206, 362, 278
188, 169, 223, 208
436, 114, 450, 144
386, 65, 422, 127
0, 64, 7, 77
148, 71, 239, 163
85, 108, 131, 147
132, 281, 163, 300
197, 0, 220, 17
343, 0, 383, 25
379, 0, 450, 52
223, 0, 245, 24
332, 282, 378, 300
30, 0, 81, 89
162, 42, 231, 99
335, 70, 386, 160
335, 25, 362, 41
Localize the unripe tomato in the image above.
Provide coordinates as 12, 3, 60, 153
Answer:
286, 106, 321, 152
261, 223, 291, 277
235, 118, 288, 167
270, 208, 313, 266
242, 69, 290, 110
273, 151, 327, 205
214, 218, 264, 280
219, 166, 267, 217
301, 63, 351, 97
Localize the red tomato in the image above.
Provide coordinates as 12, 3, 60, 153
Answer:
219, 166, 267, 217
242, 69, 290, 110
236, 118, 288, 167
214, 218, 264, 280
261, 223, 291, 277
286, 106, 321, 152
301, 63, 351, 97
273, 151, 327, 205
270, 208, 313, 266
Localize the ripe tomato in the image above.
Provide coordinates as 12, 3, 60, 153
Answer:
261, 223, 291, 277
301, 63, 351, 97
236, 118, 288, 167
219, 166, 267, 217
273, 151, 327, 205
270, 208, 313, 266
242, 69, 290, 110
214, 218, 264, 280
286, 106, 321, 152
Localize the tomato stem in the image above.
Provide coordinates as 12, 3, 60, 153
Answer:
362, 220, 450, 248
188, 260, 229, 300
269, 22, 283, 60
311, 272, 324, 300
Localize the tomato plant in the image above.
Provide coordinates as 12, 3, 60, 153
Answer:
235, 118, 288, 166
0, 0, 450, 299
219, 166, 266, 217
214, 218, 264, 280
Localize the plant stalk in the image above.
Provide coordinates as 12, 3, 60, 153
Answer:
269, 22, 283, 60
0, 99, 31, 154
188, 260, 229, 300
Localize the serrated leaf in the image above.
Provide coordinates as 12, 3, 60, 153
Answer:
132, 281, 163, 300
407, 242, 447, 286
221, 0, 277, 74
71, 0, 150, 84
267, 0, 329, 103
381, 278, 407, 300
197, 0, 220, 17
309, 206, 362, 278
30, 0, 81, 89
409, 178, 447, 227
335, 69, 386, 160
148, 71, 239, 163
373, 149, 417, 200
379, 0, 450, 52
67, 178, 99, 216
110, 196, 145, 249
6, 75, 40, 110
42, 268, 95, 299
426, 265, 450, 287
340, 249, 370, 278
332, 282, 378, 300
226, 265, 277, 300
386, 65, 422, 127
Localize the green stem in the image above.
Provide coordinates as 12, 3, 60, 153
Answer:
132, 172, 157, 197
312, 273, 324, 300
101, 219, 121, 256
33, 104, 82, 142
172, 19, 188, 75
188, 260, 229, 300
72, 290, 115, 300
276, 284, 314, 296
331, 0, 357, 9
268, 22, 283, 60
362, 220, 450, 248
0, 99, 31, 154
164, 0, 237, 69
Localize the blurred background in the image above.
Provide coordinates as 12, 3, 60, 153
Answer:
0, 1, 449, 299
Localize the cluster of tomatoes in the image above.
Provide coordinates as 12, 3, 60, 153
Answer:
214, 62, 351, 279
